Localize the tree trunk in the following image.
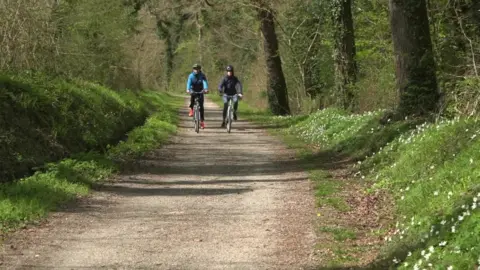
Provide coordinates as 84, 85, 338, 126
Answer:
257, 2, 290, 115
155, 13, 187, 90
196, 12, 204, 64
333, 0, 357, 111
389, 0, 440, 116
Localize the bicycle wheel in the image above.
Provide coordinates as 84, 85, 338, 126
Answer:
226, 103, 232, 133
194, 106, 200, 133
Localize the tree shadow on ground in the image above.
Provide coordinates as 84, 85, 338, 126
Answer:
115, 176, 309, 186
97, 185, 253, 197
121, 149, 352, 178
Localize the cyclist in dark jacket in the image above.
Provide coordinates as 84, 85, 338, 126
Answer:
218, 65, 243, 127
187, 63, 209, 129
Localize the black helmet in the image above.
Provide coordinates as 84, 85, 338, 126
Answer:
226, 65, 234, 72
192, 63, 201, 70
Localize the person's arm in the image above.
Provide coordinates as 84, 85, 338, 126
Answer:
202, 74, 209, 91
218, 77, 225, 94
186, 74, 193, 92
235, 78, 243, 95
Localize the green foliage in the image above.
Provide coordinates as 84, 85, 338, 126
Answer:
254, 106, 480, 267
107, 95, 181, 161
0, 89, 179, 231
320, 226, 357, 241
0, 0, 144, 89
0, 72, 169, 182
288, 108, 383, 149
444, 76, 480, 116
0, 155, 111, 230
278, 1, 335, 112
53, 1, 138, 85
356, 117, 480, 268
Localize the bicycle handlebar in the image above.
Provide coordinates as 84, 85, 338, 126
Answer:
188, 90, 208, 95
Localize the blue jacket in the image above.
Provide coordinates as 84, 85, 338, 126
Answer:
186, 72, 208, 92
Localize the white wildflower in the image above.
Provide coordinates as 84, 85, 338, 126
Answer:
439, 241, 447, 247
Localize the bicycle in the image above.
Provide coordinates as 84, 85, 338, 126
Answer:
189, 91, 207, 133
224, 94, 238, 133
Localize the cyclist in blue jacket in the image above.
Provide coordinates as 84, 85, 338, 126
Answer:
186, 63, 209, 129
218, 65, 243, 127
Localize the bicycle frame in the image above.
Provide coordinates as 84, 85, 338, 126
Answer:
191, 92, 204, 133
225, 94, 237, 133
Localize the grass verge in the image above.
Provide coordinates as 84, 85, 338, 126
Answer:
213, 95, 480, 268
0, 86, 181, 232
238, 100, 480, 268
1, 71, 172, 181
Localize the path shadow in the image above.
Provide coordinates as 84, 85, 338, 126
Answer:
115, 176, 309, 186
98, 185, 253, 197
123, 149, 352, 178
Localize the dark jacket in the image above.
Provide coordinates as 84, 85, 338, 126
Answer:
218, 75, 242, 95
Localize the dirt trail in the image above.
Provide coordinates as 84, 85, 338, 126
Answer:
2, 98, 317, 269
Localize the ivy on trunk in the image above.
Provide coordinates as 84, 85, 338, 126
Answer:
389, 0, 440, 117
332, 0, 357, 111
255, 0, 291, 115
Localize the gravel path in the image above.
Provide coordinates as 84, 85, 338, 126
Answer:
2, 97, 317, 269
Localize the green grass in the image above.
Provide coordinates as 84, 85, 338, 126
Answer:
0, 152, 113, 230
240, 99, 480, 268
0, 71, 171, 181
0, 75, 181, 231
310, 170, 351, 212
320, 226, 357, 241
360, 117, 480, 269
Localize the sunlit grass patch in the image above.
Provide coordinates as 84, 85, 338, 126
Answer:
360, 117, 480, 268
0, 85, 180, 231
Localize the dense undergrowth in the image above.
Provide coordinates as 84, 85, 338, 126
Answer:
0, 72, 180, 231
241, 104, 480, 268
0, 72, 171, 181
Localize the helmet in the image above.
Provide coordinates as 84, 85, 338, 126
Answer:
226, 65, 234, 72
192, 63, 201, 70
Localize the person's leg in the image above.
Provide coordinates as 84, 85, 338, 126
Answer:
189, 95, 194, 108
222, 95, 228, 125
233, 95, 239, 120
199, 94, 205, 122
188, 94, 194, 116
